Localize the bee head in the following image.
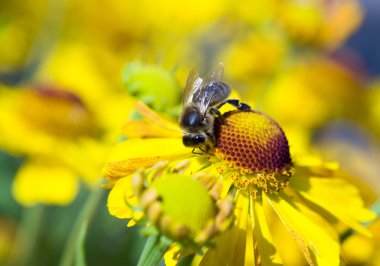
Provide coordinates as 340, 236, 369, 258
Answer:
182, 133, 207, 147
180, 107, 204, 131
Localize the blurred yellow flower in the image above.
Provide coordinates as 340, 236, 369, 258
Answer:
0, 43, 136, 205
0, 85, 124, 205
0, 0, 48, 71
221, 30, 288, 85
0, 0, 377, 265
0, 22, 30, 71
277, 0, 363, 49
257, 58, 365, 139
103, 102, 375, 265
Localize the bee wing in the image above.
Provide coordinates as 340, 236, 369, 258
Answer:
183, 68, 203, 105
198, 63, 225, 114
202, 62, 224, 86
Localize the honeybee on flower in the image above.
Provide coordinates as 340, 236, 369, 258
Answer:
103, 65, 375, 266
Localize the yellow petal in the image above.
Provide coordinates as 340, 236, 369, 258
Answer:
0, 88, 56, 156
290, 195, 339, 241
267, 206, 305, 266
127, 219, 137, 227
251, 198, 283, 265
123, 101, 182, 138
245, 214, 255, 266
135, 101, 181, 134
341, 233, 375, 264
290, 175, 376, 237
164, 244, 181, 266
197, 192, 249, 266
12, 160, 78, 206
267, 193, 340, 266
126, 211, 144, 227
55, 138, 107, 186
294, 156, 339, 171
102, 138, 189, 180
107, 175, 136, 219
123, 120, 182, 138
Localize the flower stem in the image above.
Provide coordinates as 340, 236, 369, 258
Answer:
8, 204, 44, 266
137, 235, 172, 266
58, 185, 104, 266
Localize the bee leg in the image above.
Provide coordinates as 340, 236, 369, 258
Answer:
210, 107, 226, 124
226, 99, 251, 111
216, 99, 251, 111
199, 145, 214, 156
192, 146, 212, 155
191, 147, 204, 155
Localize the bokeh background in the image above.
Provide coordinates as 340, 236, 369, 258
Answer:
1, 0, 380, 265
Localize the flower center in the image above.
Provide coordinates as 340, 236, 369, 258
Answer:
17, 87, 97, 138
212, 110, 294, 197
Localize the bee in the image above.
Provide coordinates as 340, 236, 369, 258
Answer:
180, 63, 250, 152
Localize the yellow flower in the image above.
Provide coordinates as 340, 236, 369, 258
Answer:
0, 44, 135, 206
104, 102, 375, 265
0, 85, 124, 206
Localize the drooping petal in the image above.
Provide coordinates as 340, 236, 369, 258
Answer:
102, 138, 189, 180
12, 160, 78, 206
290, 175, 376, 237
251, 197, 283, 265
107, 175, 136, 219
267, 193, 340, 266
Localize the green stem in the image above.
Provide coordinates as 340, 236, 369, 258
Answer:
137, 235, 172, 266
8, 205, 44, 266
74, 220, 88, 266
58, 185, 104, 266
